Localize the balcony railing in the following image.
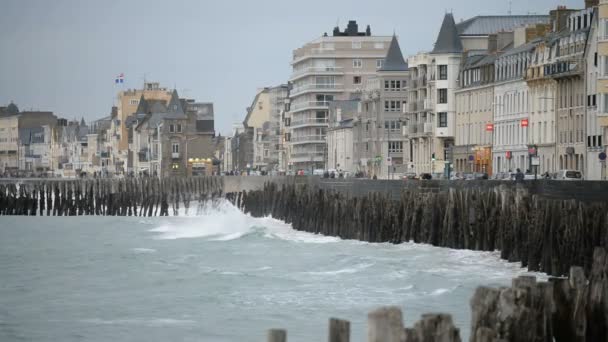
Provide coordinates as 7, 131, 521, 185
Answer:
290, 66, 344, 79
290, 135, 326, 143
171, 152, 180, 159
290, 118, 329, 127
291, 152, 325, 158
289, 101, 331, 112
290, 84, 343, 96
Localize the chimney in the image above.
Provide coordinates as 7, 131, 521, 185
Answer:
550, 6, 575, 32
346, 20, 359, 36
585, 0, 599, 8
487, 34, 498, 53
497, 31, 514, 52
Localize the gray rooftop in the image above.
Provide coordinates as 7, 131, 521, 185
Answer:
457, 15, 550, 36
379, 35, 408, 72
432, 13, 463, 54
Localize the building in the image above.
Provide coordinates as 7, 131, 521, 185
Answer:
586, 5, 604, 180
526, 35, 558, 175
354, 35, 410, 178
599, 0, 608, 179
327, 100, 358, 174
549, 8, 593, 176
454, 52, 496, 174
285, 20, 392, 172
115, 82, 174, 173
132, 90, 215, 177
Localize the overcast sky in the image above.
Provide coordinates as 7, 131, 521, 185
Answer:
0, 0, 582, 135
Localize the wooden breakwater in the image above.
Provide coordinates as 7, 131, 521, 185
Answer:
229, 181, 608, 278
0, 177, 223, 216
265, 248, 608, 341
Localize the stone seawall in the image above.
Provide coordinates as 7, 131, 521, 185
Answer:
229, 179, 608, 277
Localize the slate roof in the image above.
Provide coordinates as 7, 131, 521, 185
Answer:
432, 13, 463, 54
379, 35, 408, 72
165, 89, 186, 119
457, 15, 550, 36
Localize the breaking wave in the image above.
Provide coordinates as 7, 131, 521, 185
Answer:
148, 199, 340, 244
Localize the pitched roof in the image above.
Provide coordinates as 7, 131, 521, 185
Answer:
379, 35, 408, 72
166, 89, 186, 118
432, 13, 463, 54
134, 94, 148, 114
457, 15, 550, 36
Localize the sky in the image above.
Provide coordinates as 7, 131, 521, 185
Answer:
0, 0, 582, 135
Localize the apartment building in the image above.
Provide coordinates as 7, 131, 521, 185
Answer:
327, 100, 358, 174
600, 0, 608, 179
354, 35, 409, 178
454, 53, 496, 174
285, 20, 391, 172
526, 37, 558, 175
115, 82, 173, 173
586, 6, 604, 180
550, 8, 593, 175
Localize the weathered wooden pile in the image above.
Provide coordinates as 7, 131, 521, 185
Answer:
230, 182, 608, 277
265, 247, 608, 341
0, 177, 223, 216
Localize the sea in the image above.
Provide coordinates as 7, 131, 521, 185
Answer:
0, 200, 544, 342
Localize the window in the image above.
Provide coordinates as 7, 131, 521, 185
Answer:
376, 59, 384, 69
353, 59, 362, 68
353, 76, 361, 85
258, 101, 263, 110
129, 99, 139, 105
384, 80, 390, 90
438, 112, 448, 128
172, 143, 179, 153
169, 124, 175, 133
439, 65, 448, 80
388, 141, 403, 153
352, 41, 362, 49
384, 100, 401, 112
177, 124, 182, 133
438, 89, 448, 104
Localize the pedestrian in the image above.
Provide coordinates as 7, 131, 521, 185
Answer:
515, 168, 524, 181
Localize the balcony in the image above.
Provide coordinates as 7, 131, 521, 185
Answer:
289, 101, 331, 113
423, 99, 433, 111
290, 135, 326, 145
290, 84, 343, 97
171, 152, 180, 159
408, 102, 417, 112
290, 67, 344, 81
290, 152, 325, 162
290, 117, 329, 128
408, 123, 433, 138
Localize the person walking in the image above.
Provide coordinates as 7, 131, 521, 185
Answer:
515, 168, 524, 182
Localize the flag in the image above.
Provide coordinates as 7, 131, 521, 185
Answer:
115, 73, 124, 84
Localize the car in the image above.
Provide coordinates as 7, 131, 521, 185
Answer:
420, 173, 433, 180
313, 169, 325, 176
450, 172, 464, 180
554, 170, 583, 181
403, 172, 418, 180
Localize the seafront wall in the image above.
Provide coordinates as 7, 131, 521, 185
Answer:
226, 177, 608, 277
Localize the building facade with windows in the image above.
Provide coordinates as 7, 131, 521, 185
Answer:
599, 0, 608, 179
285, 20, 391, 172
354, 35, 409, 178
454, 53, 496, 174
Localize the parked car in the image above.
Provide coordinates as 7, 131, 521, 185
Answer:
450, 172, 464, 180
403, 172, 418, 180
420, 173, 433, 180
554, 170, 583, 181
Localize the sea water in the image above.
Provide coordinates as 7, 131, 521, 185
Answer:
0, 200, 543, 341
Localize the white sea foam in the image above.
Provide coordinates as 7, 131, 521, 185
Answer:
80, 318, 196, 326
148, 199, 340, 244
130, 248, 157, 254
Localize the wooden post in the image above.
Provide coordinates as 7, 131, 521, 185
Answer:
267, 329, 286, 342
328, 318, 350, 342
367, 306, 404, 342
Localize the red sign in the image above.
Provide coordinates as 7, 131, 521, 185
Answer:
506, 151, 512, 160
485, 123, 494, 132
520, 119, 529, 127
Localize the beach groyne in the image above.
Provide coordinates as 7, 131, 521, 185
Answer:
267, 248, 608, 341
227, 178, 608, 278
